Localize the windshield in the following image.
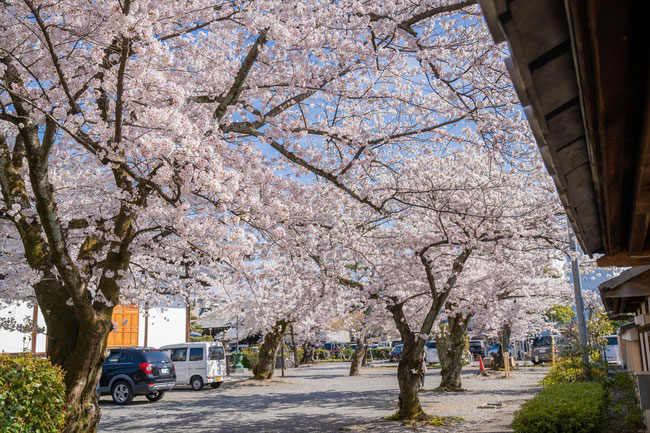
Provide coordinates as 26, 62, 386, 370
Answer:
606, 337, 618, 346
394, 344, 403, 352
209, 345, 225, 360
533, 336, 552, 347
425, 341, 436, 349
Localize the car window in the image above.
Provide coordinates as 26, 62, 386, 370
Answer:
209, 346, 225, 360
533, 336, 552, 347
606, 337, 618, 346
426, 341, 436, 349
190, 347, 204, 361
144, 350, 170, 363
119, 352, 133, 363
171, 348, 187, 362
105, 351, 121, 364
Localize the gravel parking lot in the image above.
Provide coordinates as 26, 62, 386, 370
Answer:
98, 362, 548, 433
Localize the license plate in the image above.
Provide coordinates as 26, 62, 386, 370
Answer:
160, 368, 169, 375
214, 376, 221, 382
535, 356, 539, 362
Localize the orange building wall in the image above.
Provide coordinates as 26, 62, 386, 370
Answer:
107, 304, 139, 347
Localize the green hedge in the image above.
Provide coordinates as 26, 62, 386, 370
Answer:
511, 382, 607, 433
0, 354, 66, 433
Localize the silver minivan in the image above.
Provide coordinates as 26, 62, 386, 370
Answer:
160, 342, 227, 390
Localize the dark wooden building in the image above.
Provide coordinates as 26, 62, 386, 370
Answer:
480, 0, 650, 423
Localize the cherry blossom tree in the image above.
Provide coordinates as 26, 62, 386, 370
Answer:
438, 255, 571, 389
1, 0, 563, 429
338, 148, 567, 419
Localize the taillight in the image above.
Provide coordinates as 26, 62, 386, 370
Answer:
139, 362, 153, 374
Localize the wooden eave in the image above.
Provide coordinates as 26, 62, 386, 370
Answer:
480, 0, 650, 267
599, 266, 650, 315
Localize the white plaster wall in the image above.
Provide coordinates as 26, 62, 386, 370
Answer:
138, 306, 187, 348
0, 302, 46, 353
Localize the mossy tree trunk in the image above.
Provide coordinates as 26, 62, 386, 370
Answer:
438, 313, 471, 391
383, 246, 472, 420
349, 338, 367, 376
1, 50, 146, 433
253, 320, 287, 380
302, 341, 316, 364
493, 323, 512, 369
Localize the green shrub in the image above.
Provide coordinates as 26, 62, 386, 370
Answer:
541, 355, 608, 386
0, 354, 66, 433
241, 348, 259, 370
607, 372, 644, 431
342, 348, 355, 360
369, 347, 391, 360
511, 382, 607, 433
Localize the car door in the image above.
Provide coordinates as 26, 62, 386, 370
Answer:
170, 347, 189, 384
99, 350, 122, 390
188, 346, 205, 380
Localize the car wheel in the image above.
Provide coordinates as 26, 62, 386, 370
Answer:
210, 382, 222, 389
145, 391, 166, 402
111, 381, 133, 405
191, 376, 204, 391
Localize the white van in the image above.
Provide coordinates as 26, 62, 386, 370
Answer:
160, 342, 226, 391
425, 340, 439, 364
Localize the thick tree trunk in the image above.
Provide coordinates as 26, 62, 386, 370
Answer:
438, 313, 470, 391
493, 323, 512, 370
33, 278, 115, 433
396, 341, 424, 419
302, 342, 315, 364
290, 324, 299, 368
253, 320, 287, 380
349, 338, 367, 376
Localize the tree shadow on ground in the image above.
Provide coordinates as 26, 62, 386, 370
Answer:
99, 388, 399, 432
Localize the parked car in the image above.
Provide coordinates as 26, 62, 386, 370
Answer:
391, 340, 402, 347
98, 347, 176, 405
487, 344, 515, 359
531, 334, 562, 364
487, 345, 500, 358
161, 342, 227, 390
604, 335, 621, 364
425, 340, 439, 364
390, 344, 403, 361
469, 339, 488, 357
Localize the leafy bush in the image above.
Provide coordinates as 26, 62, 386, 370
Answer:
315, 349, 331, 360
0, 354, 66, 433
541, 354, 608, 387
607, 372, 644, 431
342, 348, 355, 360
241, 348, 259, 370
511, 382, 607, 433
369, 347, 391, 360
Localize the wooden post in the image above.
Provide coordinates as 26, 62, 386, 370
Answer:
31, 305, 38, 354
143, 302, 149, 347
185, 304, 190, 342
504, 350, 510, 378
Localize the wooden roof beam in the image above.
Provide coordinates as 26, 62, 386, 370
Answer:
597, 252, 650, 267
629, 76, 650, 255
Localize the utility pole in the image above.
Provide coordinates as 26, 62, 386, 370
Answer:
568, 227, 591, 378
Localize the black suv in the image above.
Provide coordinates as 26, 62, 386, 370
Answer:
98, 347, 176, 405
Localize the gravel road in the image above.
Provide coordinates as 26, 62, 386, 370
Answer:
97, 362, 548, 433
